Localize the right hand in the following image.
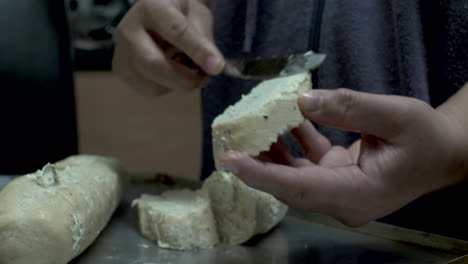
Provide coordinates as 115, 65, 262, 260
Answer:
112, 0, 225, 96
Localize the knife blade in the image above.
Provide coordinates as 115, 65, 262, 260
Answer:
223, 50, 326, 80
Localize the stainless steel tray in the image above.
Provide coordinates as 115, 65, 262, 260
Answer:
1, 175, 468, 264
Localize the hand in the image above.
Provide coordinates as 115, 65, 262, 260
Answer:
221, 88, 468, 227
112, 0, 225, 96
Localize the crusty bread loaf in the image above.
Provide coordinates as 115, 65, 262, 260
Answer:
202, 171, 257, 244
0, 155, 128, 264
212, 72, 311, 170
133, 189, 219, 250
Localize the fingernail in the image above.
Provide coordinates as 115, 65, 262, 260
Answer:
222, 163, 239, 175
204, 55, 223, 75
220, 151, 246, 175
300, 91, 323, 113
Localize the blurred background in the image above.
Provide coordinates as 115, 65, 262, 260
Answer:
67, 0, 201, 180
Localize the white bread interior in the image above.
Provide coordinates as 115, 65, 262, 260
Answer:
133, 189, 219, 250
203, 171, 288, 243
202, 171, 256, 244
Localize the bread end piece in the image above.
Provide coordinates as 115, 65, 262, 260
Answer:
202, 171, 256, 244
203, 171, 288, 243
212, 72, 311, 170
249, 188, 288, 234
134, 189, 219, 250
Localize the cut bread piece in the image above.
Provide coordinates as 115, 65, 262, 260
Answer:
203, 171, 287, 243
249, 188, 288, 234
202, 171, 256, 244
133, 189, 219, 250
212, 72, 311, 170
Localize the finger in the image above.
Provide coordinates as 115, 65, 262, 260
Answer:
220, 151, 379, 226
221, 151, 357, 213
119, 21, 208, 92
348, 140, 361, 164
299, 89, 415, 139
187, 0, 215, 41
318, 146, 354, 167
264, 139, 313, 167
291, 121, 331, 163
220, 151, 323, 207
114, 11, 206, 92
138, 0, 224, 75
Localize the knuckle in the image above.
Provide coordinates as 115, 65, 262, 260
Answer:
168, 19, 191, 41
114, 19, 132, 43
199, 4, 213, 19
135, 0, 154, 18
395, 97, 431, 128
136, 0, 168, 27
281, 170, 309, 205
136, 49, 160, 70
317, 135, 332, 150
335, 88, 357, 119
136, 0, 155, 9
191, 41, 211, 62
288, 188, 307, 203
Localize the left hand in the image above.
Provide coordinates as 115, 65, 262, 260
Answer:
221, 88, 468, 227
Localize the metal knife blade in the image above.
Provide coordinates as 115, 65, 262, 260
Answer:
223, 50, 326, 80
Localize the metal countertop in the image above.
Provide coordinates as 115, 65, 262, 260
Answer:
1, 175, 467, 264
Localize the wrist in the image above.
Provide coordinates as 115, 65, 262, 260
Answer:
437, 82, 468, 184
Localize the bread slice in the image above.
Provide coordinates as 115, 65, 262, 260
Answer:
212, 72, 311, 170
133, 189, 219, 250
203, 171, 288, 243
202, 171, 256, 244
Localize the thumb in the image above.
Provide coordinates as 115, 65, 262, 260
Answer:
299, 88, 410, 139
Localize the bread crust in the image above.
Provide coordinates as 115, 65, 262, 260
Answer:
0, 155, 128, 264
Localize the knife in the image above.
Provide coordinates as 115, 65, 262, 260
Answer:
171, 49, 326, 81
